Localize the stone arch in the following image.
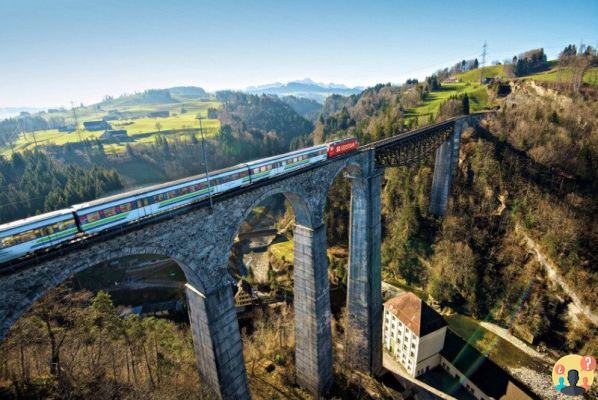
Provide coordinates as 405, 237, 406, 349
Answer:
233, 187, 313, 238
223, 185, 335, 397
0, 244, 206, 342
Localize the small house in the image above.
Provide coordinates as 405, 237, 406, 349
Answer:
100, 129, 128, 139
148, 111, 169, 118
84, 120, 111, 131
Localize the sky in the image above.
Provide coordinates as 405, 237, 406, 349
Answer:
1, 0, 597, 108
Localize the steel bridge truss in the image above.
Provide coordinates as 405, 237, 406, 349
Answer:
371, 120, 455, 167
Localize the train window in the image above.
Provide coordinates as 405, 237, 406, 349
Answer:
104, 207, 117, 217
16, 230, 39, 243
0, 235, 16, 249
86, 212, 101, 223
56, 220, 75, 231
119, 202, 132, 212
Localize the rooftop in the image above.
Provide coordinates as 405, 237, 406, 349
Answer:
441, 331, 536, 400
384, 292, 447, 337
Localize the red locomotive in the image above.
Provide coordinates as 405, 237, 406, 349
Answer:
327, 137, 359, 158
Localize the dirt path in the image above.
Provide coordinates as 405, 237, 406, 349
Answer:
478, 321, 552, 363
516, 225, 598, 326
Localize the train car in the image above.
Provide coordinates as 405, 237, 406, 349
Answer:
327, 137, 359, 158
136, 163, 251, 217
73, 163, 252, 234
0, 209, 78, 263
73, 192, 147, 234
247, 145, 328, 182
0, 140, 359, 265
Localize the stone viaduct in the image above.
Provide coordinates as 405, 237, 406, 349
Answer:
0, 114, 485, 399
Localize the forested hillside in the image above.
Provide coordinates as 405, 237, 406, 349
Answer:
322, 78, 597, 380
216, 91, 314, 153
0, 151, 122, 224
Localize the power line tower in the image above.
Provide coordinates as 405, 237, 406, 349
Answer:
71, 101, 82, 142
480, 41, 488, 84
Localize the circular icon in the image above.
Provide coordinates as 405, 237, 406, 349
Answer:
555, 364, 565, 374
581, 355, 596, 372
552, 354, 595, 396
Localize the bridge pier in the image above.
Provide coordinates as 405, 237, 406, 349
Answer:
294, 223, 334, 398
429, 120, 466, 216
185, 283, 251, 400
345, 165, 383, 374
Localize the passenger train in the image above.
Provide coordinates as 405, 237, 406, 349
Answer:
0, 138, 359, 264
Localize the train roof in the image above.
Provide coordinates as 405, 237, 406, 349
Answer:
246, 144, 328, 166
0, 208, 74, 233
72, 162, 249, 210
331, 136, 358, 144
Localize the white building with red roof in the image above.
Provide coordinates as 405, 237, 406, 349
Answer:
383, 292, 447, 377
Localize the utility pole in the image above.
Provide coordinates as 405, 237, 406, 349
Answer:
480, 41, 488, 84
16, 119, 36, 149
71, 101, 81, 142
197, 115, 213, 208
31, 130, 38, 149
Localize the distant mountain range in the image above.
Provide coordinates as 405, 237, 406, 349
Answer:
244, 78, 364, 103
0, 107, 46, 119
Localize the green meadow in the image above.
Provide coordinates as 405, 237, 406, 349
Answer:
405, 82, 491, 121
3, 100, 221, 155
527, 66, 598, 85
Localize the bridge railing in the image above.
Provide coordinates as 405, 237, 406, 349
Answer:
365, 111, 494, 151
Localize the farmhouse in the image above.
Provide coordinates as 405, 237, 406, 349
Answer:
148, 111, 169, 118
100, 129, 128, 139
84, 120, 111, 131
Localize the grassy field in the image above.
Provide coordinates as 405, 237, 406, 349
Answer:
455, 62, 598, 86
269, 237, 294, 264
455, 64, 507, 83
3, 100, 221, 155
405, 82, 491, 120
405, 61, 598, 122
525, 66, 598, 85
445, 314, 546, 372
